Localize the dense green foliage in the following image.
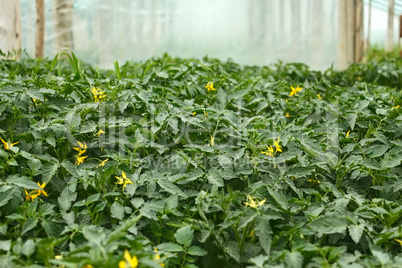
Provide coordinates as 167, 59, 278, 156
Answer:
0, 50, 401, 268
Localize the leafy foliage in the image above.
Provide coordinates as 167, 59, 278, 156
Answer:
0, 51, 401, 267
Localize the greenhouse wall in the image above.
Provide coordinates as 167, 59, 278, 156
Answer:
21, 0, 339, 70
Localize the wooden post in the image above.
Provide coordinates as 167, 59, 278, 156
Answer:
54, 0, 74, 50
0, 0, 21, 56
338, 0, 354, 69
354, 0, 364, 62
36, 0, 45, 58
386, 0, 394, 52
399, 15, 402, 57
365, 0, 372, 50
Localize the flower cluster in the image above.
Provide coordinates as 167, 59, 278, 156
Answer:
119, 250, 138, 268
205, 82, 216, 92
261, 138, 282, 157
92, 87, 107, 102
25, 182, 48, 201
115, 171, 133, 190
73, 140, 87, 165
244, 195, 266, 208
289, 86, 302, 96
0, 137, 19, 151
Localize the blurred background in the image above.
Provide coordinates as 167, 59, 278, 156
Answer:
1, 0, 401, 70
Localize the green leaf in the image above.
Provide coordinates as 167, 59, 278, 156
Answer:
284, 251, 303, 268
174, 226, 193, 248
26, 89, 44, 101
228, 88, 250, 101
308, 215, 348, 234
348, 113, 357, 130
349, 224, 364, 244
58, 187, 71, 211
360, 159, 382, 170
224, 241, 240, 263
157, 178, 187, 198
83, 225, 105, 245
156, 70, 169, 79
22, 218, 38, 235
6, 176, 42, 190
0, 188, 16, 208
157, 242, 183, 252
286, 167, 315, 177
217, 88, 227, 107
381, 153, 402, 168
21, 239, 35, 257
207, 169, 224, 187
267, 188, 289, 211
111, 202, 125, 221
187, 246, 207, 256
61, 160, 78, 177
255, 215, 272, 256
0, 240, 11, 252
41, 162, 59, 183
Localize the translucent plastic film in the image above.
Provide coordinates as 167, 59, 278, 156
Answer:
21, 0, 339, 70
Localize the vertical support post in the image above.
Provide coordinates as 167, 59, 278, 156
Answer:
338, 0, 354, 69
399, 15, 402, 57
366, 0, 372, 50
0, 0, 21, 56
54, 0, 74, 50
354, 0, 364, 62
36, 0, 45, 58
386, 0, 394, 52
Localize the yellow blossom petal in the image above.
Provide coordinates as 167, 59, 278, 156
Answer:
75, 155, 88, 165
210, 135, 215, 146
346, 130, 350, 138
95, 129, 106, 136
289, 86, 302, 96
204, 82, 217, 92
395, 239, 402, 246
99, 158, 109, 167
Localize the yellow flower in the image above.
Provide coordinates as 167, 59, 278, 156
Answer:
95, 129, 106, 136
317, 94, 322, 99
210, 135, 215, 146
395, 239, 402, 246
99, 158, 109, 167
75, 155, 88, 165
204, 82, 216, 92
82, 265, 93, 268
115, 171, 133, 189
0, 137, 19, 151
308, 179, 321, 184
154, 248, 165, 267
92, 87, 107, 103
289, 86, 302, 96
73, 141, 87, 156
192, 112, 197, 117
273, 138, 282, 153
244, 195, 266, 208
261, 145, 274, 157
25, 182, 48, 201
119, 250, 138, 268
345, 130, 350, 138
285, 113, 290, 117
25, 189, 40, 201
391, 105, 400, 110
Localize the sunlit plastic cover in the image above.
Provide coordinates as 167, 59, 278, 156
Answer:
21, 0, 339, 70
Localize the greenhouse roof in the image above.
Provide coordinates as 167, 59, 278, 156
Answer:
365, 0, 402, 15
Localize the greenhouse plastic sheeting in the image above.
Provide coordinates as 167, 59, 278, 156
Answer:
21, 0, 339, 70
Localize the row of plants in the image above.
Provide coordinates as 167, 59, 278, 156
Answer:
0, 49, 401, 267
